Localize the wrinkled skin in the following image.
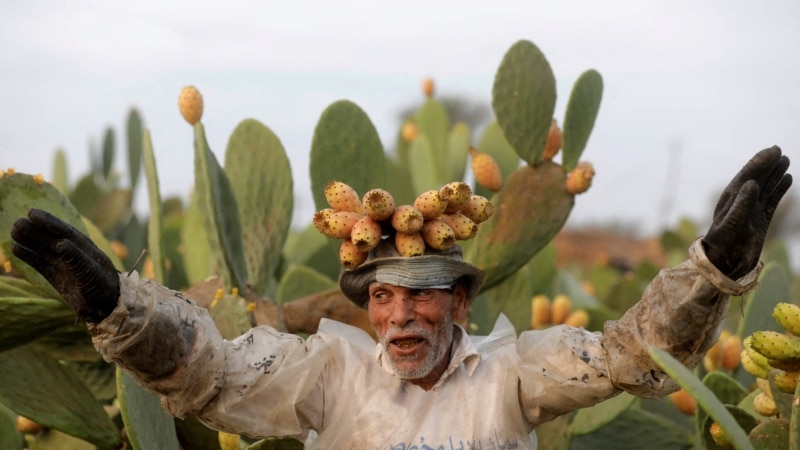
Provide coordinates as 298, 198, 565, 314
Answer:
11, 209, 119, 323
703, 146, 792, 280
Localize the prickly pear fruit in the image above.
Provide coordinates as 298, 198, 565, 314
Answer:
750, 330, 800, 360
542, 119, 562, 161
704, 330, 728, 372
401, 122, 419, 143
551, 294, 572, 325
420, 219, 455, 251
565, 161, 595, 194
773, 370, 800, 394
361, 188, 396, 221
564, 309, 590, 328
16, 416, 44, 434
460, 195, 494, 224
325, 211, 363, 239
469, 147, 503, 192
756, 378, 773, 399
708, 422, 732, 448
351, 216, 383, 252
773, 302, 800, 336
390, 204, 424, 234
668, 389, 696, 415
313, 208, 336, 234
325, 180, 363, 213
740, 348, 771, 379
395, 232, 426, 257
340, 239, 368, 269
422, 77, 434, 98
752, 391, 779, 417
178, 85, 204, 125
218, 431, 241, 450
440, 212, 477, 240
721, 334, 743, 372
530, 295, 551, 330
414, 190, 447, 220
439, 181, 472, 213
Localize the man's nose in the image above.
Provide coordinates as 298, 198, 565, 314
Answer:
389, 297, 416, 327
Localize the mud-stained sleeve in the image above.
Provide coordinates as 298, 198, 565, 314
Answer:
602, 238, 762, 398
89, 272, 328, 439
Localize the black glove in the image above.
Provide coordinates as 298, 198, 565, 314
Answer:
11, 208, 120, 323
703, 146, 792, 280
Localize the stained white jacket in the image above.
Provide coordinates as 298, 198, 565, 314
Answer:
89, 240, 761, 449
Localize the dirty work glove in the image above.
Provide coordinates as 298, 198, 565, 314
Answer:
703, 146, 792, 280
11, 208, 120, 323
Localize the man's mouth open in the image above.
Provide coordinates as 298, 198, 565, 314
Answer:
390, 336, 427, 355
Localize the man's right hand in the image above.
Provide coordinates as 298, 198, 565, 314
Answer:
11, 208, 120, 323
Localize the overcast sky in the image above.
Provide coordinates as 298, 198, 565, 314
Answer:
2, 1, 798, 262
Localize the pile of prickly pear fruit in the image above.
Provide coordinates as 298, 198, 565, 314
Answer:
313, 180, 493, 269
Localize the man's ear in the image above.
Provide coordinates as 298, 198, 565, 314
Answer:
450, 282, 469, 322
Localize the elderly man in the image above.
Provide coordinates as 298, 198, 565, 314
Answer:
10, 147, 792, 449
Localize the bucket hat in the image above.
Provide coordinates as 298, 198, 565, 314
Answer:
338, 239, 484, 308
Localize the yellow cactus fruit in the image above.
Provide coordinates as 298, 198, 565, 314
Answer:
350, 216, 383, 252
323, 211, 363, 239
740, 348, 771, 379
460, 195, 493, 224
750, 330, 800, 360
395, 232, 426, 257
563, 309, 590, 328
6, 168, 15, 176
33, 173, 45, 185
752, 391, 779, 417
218, 431, 241, 450
721, 334, 743, 372
339, 239, 368, 269
4, 260, 12, 273
440, 212, 477, 240
439, 181, 472, 214
708, 422, 733, 448
565, 161, 595, 195
362, 188, 396, 221
390, 204, 424, 234
422, 77, 435, 98
668, 389, 696, 415
401, 122, 419, 142
756, 377, 773, 399
542, 119, 562, 161
413, 190, 448, 220
16, 416, 44, 434
773, 302, 800, 336
469, 147, 503, 192
550, 294, 572, 325
773, 370, 800, 394
324, 180, 363, 213
530, 295, 551, 330
109, 240, 129, 260
420, 219, 456, 251
178, 85, 204, 125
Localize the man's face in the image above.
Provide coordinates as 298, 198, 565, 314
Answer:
367, 282, 468, 387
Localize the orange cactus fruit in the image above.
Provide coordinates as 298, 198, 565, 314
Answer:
413, 190, 447, 220
395, 232, 426, 257
325, 211, 363, 239
339, 239, 368, 269
109, 240, 129, 260
721, 334, 743, 372
563, 309, 590, 328
669, 389, 697, 415
391, 204, 425, 234
440, 212, 477, 240
324, 180, 363, 213
530, 295, 551, 330
351, 216, 383, 252
401, 122, 419, 143
33, 173, 45, 185
16, 416, 44, 434
362, 188, 396, 221
420, 219, 455, 251
460, 195, 493, 224
439, 181, 472, 213
422, 77, 435, 98
565, 162, 595, 195
542, 119, 562, 161
178, 85, 204, 125
469, 147, 503, 192
708, 422, 732, 448
312, 208, 336, 235
550, 294, 572, 325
